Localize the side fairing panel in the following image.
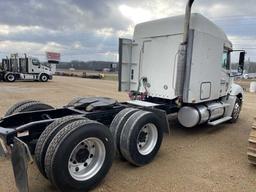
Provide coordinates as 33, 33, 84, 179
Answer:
184, 31, 223, 103
118, 38, 140, 92
118, 38, 133, 92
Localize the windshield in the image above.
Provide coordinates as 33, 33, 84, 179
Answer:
32, 58, 40, 65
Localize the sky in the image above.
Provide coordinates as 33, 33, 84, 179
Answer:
0, 0, 256, 62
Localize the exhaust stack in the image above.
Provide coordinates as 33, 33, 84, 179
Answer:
183, 0, 194, 44
175, 0, 195, 97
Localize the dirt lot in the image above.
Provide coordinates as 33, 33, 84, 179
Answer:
0, 76, 256, 192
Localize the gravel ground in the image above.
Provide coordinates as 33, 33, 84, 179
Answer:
0, 76, 255, 192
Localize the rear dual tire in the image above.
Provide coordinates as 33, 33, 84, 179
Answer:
5, 100, 38, 116
5, 100, 54, 117
109, 108, 139, 158
120, 110, 163, 166
5, 100, 54, 153
36, 117, 114, 192
35, 116, 86, 178
110, 109, 163, 166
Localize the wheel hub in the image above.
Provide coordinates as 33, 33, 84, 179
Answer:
68, 137, 106, 181
137, 123, 158, 155
233, 102, 241, 119
138, 131, 148, 143
76, 148, 89, 163
42, 76, 47, 81
7, 75, 14, 81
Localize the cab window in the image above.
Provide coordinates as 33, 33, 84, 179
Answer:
222, 51, 230, 70
32, 59, 40, 66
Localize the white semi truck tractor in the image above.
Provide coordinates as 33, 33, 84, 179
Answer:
119, 2, 245, 128
0, 52, 59, 82
0, 1, 246, 192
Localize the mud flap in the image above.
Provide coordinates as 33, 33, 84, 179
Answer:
11, 137, 33, 192
0, 138, 8, 156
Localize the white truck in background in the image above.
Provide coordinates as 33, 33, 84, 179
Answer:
243, 73, 256, 79
0, 52, 60, 82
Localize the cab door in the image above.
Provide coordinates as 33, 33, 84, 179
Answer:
28, 58, 41, 73
220, 48, 231, 97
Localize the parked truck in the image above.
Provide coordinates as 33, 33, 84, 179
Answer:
0, 52, 59, 82
243, 73, 256, 79
0, 0, 246, 192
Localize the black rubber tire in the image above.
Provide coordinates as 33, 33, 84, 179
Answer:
230, 97, 242, 123
34, 116, 86, 178
40, 74, 49, 82
120, 110, 163, 166
5, 73, 16, 82
44, 119, 114, 192
5, 100, 39, 116
10, 101, 54, 115
109, 108, 138, 158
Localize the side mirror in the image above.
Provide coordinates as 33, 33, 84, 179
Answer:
238, 51, 245, 74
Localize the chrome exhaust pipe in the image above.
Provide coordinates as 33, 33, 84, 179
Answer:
175, 0, 195, 97
182, 0, 195, 44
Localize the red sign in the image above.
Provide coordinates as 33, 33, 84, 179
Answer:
46, 52, 61, 61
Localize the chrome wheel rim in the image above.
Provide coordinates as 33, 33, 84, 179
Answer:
7, 75, 14, 81
233, 102, 241, 120
41, 76, 47, 81
68, 137, 106, 181
137, 123, 158, 155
